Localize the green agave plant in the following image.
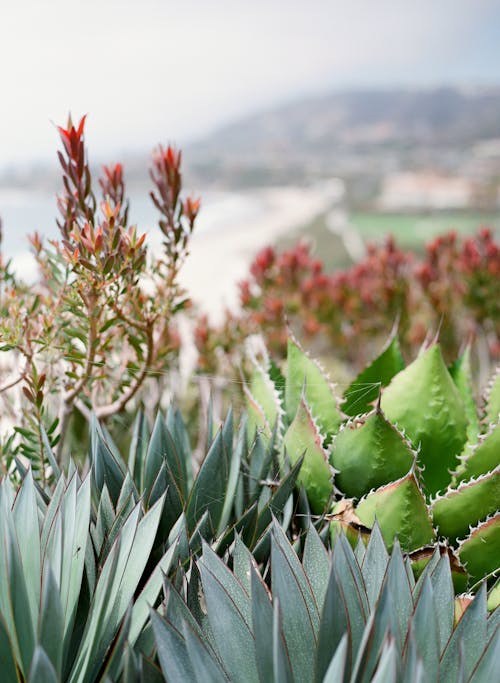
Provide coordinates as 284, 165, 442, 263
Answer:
245, 334, 500, 589
2, 401, 310, 680
151, 521, 500, 683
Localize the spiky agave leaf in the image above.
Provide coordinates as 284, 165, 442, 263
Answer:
431, 467, 500, 544
354, 472, 436, 552
449, 345, 480, 444
281, 393, 333, 513
381, 344, 468, 498
151, 520, 499, 683
483, 365, 500, 426
454, 419, 500, 484
330, 404, 416, 499
457, 513, 500, 586
285, 335, 342, 441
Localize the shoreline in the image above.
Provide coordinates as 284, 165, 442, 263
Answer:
177, 183, 338, 320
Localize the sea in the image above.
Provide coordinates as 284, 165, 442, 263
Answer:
0, 187, 266, 280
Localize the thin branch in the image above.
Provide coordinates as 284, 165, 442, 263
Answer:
94, 323, 154, 419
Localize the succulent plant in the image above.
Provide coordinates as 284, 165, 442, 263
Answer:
244, 333, 500, 588
151, 521, 500, 683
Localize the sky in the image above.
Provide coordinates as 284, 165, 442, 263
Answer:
1, 0, 499, 167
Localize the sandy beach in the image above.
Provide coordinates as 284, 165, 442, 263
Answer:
178, 183, 339, 320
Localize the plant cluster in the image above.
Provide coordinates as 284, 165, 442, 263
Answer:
0, 404, 498, 681
0, 123, 499, 681
195, 229, 500, 373
0, 116, 199, 473
244, 333, 500, 589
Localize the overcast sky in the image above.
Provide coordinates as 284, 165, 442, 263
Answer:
1, 0, 499, 166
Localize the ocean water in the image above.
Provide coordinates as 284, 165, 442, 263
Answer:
0, 187, 265, 279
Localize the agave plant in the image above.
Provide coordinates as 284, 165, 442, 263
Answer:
0, 466, 178, 682
245, 333, 500, 589
3, 400, 307, 681
151, 521, 500, 683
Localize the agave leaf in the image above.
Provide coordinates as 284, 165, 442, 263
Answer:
189, 511, 215, 555
246, 431, 273, 506
381, 344, 467, 497
454, 420, 500, 484
186, 429, 231, 533
272, 599, 293, 683
201, 543, 251, 627
40, 476, 65, 555
272, 522, 320, 630
45, 474, 91, 656
322, 634, 348, 683
331, 407, 415, 499
127, 409, 150, 490
199, 551, 259, 683
468, 625, 500, 683
343, 333, 404, 417
410, 575, 440, 679
41, 424, 61, 480
484, 366, 500, 425
303, 523, 330, 609
382, 541, 413, 651
245, 383, 272, 445
439, 582, 487, 683
99, 607, 132, 682
361, 521, 389, 610
217, 417, 244, 537
350, 589, 397, 683
91, 484, 114, 556
90, 416, 126, 506
371, 637, 398, 683
254, 456, 303, 542
282, 394, 333, 513
355, 472, 435, 552
183, 620, 229, 682
0, 611, 18, 683
13, 469, 41, 624
271, 529, 317, 682
166, 406, 193, 491
233, 536, 254, 595
69, 495, 165, 682
143, 412, 168, 499
28, 646, 58, 683
2, 512, 36, 676
316, 564, 350, 681
285, 336, 342, 439
250, 564, 274, 683
457, 513, 500, 584
249, 364, 283, 436
431, 467, 500, 543
128, 540, 179, 647
38, 565, 64, 678
487, 578, 500, 612
150, 610, 196, 683
449, 346, 480, 444
332, 535, 368, 656
429, 554, 455, 653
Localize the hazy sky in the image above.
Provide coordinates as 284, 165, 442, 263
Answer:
1, 0, 499, 166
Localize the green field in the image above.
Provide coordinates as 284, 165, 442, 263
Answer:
280, 210, 500, 271
350, 210, 500, 249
